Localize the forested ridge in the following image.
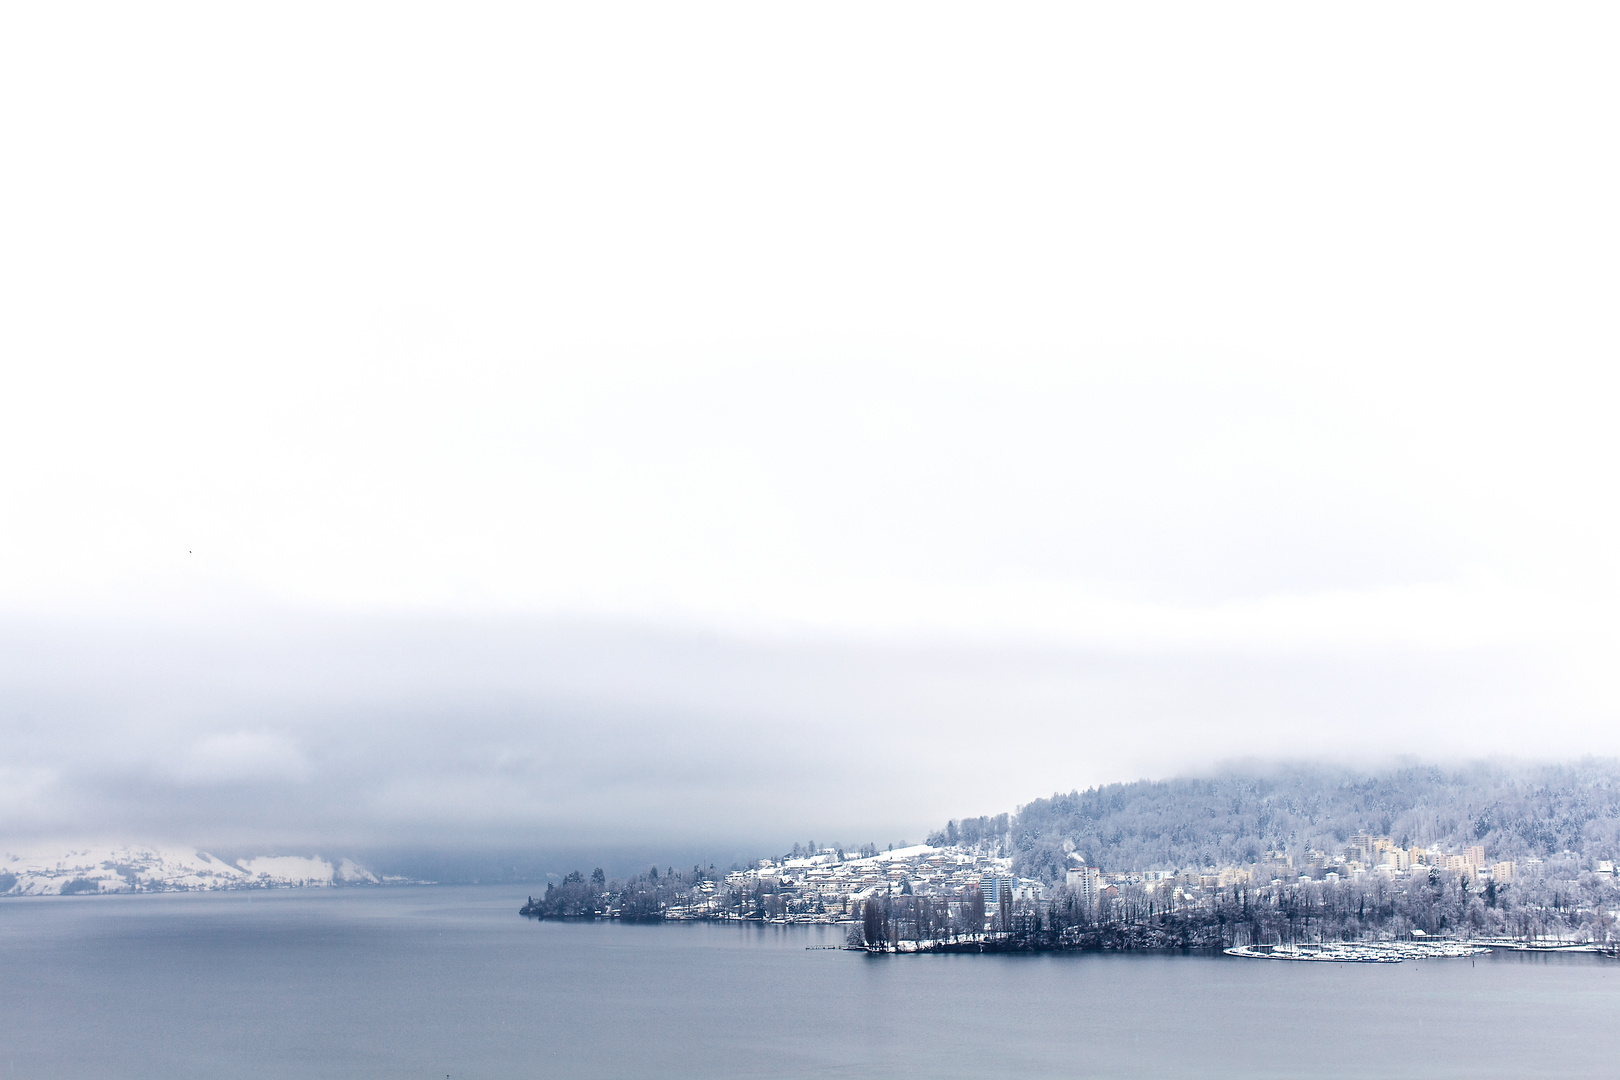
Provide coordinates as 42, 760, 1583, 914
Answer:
941, 760, 1620, 881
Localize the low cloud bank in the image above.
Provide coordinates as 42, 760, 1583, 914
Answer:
0, 609, 1606, 860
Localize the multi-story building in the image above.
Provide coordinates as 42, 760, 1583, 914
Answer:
1377, 848, 1410, 871
1065, 864, 1099, 906
980, 876, 1014, 911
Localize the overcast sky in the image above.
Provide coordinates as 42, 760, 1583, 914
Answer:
2, 4, 1617, 861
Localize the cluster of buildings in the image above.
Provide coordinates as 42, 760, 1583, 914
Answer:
1063, 835, 1620, 900
1257, 834, 1523, 886
660, 836, 1614, 924
672, 844, 1045, 920
1066, 835, 1545, 900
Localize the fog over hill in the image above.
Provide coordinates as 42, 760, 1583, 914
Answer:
9, 760, 1620, 891
929, 760, 1620, 883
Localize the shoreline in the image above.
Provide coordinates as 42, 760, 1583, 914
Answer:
521, 908, 1620, 961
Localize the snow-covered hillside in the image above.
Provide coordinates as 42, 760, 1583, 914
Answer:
0, 844, 391, 895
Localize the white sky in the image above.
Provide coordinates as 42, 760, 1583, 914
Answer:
2, 3, 1617, 854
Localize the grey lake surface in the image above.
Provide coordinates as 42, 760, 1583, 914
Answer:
2, 884, 1616, 1079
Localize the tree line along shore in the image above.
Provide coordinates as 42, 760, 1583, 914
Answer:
521, 847, 1619, 955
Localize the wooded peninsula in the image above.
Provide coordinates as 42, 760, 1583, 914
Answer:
521, 761, 1620, 955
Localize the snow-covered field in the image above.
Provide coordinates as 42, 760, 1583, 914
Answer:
0, 844, 389, 895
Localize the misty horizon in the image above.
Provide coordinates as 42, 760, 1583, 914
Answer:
6, 5, 1620, 875
4, 596, 1601, 856
6, 5, 1619, 1077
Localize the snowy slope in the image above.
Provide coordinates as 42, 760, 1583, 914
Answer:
0, 844, 386, 894
236, 855, 379, 887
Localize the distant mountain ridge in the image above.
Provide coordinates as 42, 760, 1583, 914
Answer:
929, 760, 1620, 882
0, 844, 391, 895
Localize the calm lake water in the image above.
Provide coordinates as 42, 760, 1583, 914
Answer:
1, 884, 1615, 1079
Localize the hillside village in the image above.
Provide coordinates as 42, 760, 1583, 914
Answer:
668, 831, 1608, 921
523, 832, 1620, 950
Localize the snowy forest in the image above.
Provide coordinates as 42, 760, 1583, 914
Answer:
930, 760, 1620, 881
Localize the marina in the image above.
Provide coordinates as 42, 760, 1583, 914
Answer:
1225, 941, 1493, 962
